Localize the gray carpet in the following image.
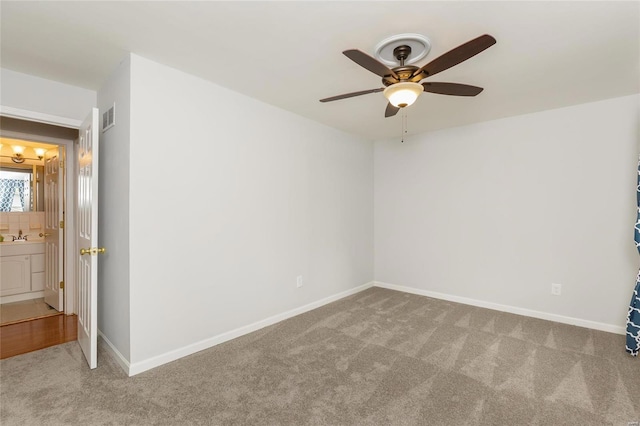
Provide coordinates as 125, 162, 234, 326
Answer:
1, 287, 638, 425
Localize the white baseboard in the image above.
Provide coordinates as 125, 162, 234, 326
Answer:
128, 281, 375, 376
98, 330, 131, 374
374, 281, 626, 335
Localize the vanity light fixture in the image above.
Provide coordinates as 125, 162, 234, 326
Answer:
11, 145, 25, 163
34, 148, 46, 160
0, 145, 47, 164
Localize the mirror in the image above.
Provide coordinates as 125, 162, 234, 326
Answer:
0, 165, 44, 212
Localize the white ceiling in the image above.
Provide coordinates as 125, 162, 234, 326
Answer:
1, 1, 638, 140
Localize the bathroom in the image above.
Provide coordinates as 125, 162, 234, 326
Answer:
0, 138, 65, 324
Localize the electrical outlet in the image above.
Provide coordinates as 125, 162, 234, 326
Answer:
551, 283, 562, 296
296, 275, 303, 288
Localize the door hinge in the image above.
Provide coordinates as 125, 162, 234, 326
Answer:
60, 220, 64, 229
60, 160, 65, 169
59, 281, 64, 289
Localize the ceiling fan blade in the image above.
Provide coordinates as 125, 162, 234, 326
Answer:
385, 103, 400, 118
412, 34, 496, 78
343, 49, 399, 80
319, 87, 384, 103
422, 82, 484, 96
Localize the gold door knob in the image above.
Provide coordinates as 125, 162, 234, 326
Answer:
39, 232, 51, 237
80, 247, 107, 256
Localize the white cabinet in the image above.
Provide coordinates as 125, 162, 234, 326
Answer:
0, 242, 45, 300
0, 255, 31, 296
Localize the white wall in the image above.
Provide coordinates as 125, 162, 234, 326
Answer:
97, 56, 131, 361
128, 55, 373, 366
375, 94, 639, 331
1, 68, 96, 121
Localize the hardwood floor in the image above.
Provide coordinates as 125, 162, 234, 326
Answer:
0, 314, 77, 359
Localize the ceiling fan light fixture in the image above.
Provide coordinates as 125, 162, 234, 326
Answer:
383, 82, 424, 108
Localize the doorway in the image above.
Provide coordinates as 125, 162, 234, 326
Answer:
1, 107, 101, 368
0, 117, 78, 343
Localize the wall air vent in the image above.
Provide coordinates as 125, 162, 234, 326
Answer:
102, 103, 115, 132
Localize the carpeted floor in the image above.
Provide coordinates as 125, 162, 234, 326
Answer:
1, 287, 638, 425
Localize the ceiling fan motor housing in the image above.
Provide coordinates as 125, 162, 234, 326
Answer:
382, 65, 427, 86
379, 45, 429, 86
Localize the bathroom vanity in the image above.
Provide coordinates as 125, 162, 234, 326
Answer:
0, 241, 45, 303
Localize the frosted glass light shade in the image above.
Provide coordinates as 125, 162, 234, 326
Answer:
35, 148, 46, 158
383, 82, 424, 108
12, 145, 25, 155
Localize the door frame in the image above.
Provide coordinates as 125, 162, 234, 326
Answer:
1, 105, 82, 315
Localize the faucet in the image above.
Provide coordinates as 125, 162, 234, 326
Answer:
12, 230, 27, 241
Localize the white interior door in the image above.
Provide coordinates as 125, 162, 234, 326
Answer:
43, 147, 64, 311
77, 108, 100, 369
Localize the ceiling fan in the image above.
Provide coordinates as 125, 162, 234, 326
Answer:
320, 34, 496, 117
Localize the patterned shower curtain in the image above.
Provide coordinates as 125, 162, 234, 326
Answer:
627, 156, 640, 356
0, 178, 26, 212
